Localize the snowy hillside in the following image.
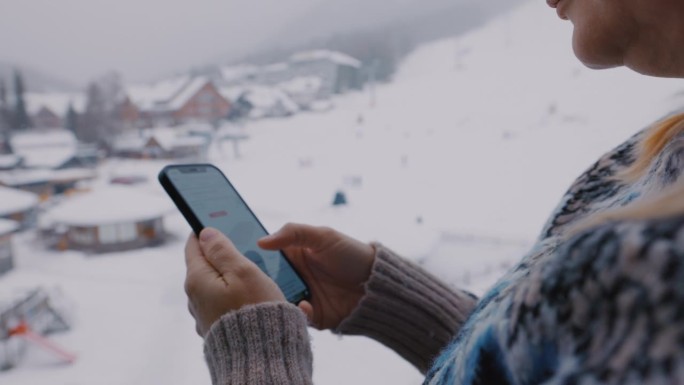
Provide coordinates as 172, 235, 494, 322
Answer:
2, 1, 683, 384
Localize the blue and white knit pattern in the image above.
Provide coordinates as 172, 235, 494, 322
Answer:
425, 129, 684, 385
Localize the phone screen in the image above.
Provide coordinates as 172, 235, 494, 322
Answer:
164, 165, 309, 303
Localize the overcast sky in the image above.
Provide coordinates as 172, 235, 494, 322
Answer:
0, 0, 323, 85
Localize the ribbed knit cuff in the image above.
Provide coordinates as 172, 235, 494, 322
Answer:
336, 244, 478, 373
204, 302, 313, 385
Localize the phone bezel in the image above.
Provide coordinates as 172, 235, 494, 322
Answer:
158, 163, 311, 304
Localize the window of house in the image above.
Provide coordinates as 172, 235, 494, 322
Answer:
118, 223, 137, 242
70, 227, 96, 245
99, 223, 138, 244
138, 219, 162, 239
99, 224, 118, 244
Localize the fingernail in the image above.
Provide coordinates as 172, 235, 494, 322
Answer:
200, 228, 218, 242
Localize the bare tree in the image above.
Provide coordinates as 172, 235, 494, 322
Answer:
78, 72, 126, 145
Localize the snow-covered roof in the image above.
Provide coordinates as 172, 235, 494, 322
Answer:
290, 50, 362, 68
113, 128, 207, 152
172, 122, 214, 135
112, 135, 146, 152
0, 155, 22, 169
0, 168, 96, 187
262, 62, 289, 74
126, 76, 189, 111
10, 129, 78, 169
220, 65, 259, 83
278, 76, 323, 95
240, 86, 299, 112
0, 186, 38, 216
42, 187, 174, 226
126, 76, 213, 112
0, 218, 18, 235
147, 128, 206, 151
24, 92, 86, 117
168, 77, 210, 110
218, 86, 247, 102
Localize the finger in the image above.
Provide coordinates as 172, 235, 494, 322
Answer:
258, 223, 333, 251
184, 232, 216, 276
298, 300, 315, 326
199, 227, 244, 275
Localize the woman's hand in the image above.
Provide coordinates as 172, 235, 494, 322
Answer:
184, 228, 286, 337
258, 223, 375, 330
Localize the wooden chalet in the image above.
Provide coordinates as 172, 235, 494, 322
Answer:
40, 188, 173, 253
126, 76, 231, 127
0, 187, 39, 229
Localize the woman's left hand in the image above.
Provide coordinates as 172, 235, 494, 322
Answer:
184, 227, 286, 337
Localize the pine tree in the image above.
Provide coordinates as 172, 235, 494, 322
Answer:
13, 70, 31, 130
0, 78, 10, 132
0, 79, 6, 107
79, 82, 107, 143
65, 103, 78, 133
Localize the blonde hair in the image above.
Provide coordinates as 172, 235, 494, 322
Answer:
567, 182, 684, 236
618, 112, 684, 182
567, 113, 684, 237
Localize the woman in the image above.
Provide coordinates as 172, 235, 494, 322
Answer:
184, 1, 684, 383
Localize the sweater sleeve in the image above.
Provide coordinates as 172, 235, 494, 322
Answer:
336, 244, 479, 373
203, 302, 312, 385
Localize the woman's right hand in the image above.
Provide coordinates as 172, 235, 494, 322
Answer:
258, 223, 375, 330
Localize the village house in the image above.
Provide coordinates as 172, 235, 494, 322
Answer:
0, 155, 22, 171
0, 129, 99, 200
0, 219, 17, 276
9, 129, 99, 170
40, 188, 173, 253
125, 76, 231, 127
23, 93, 85, 129
0, 169, 96, 202
111, 127, 209, 160
287, 50, 363, 97
219, 65, 259, 88
219, 86, 299, 119
218, 50, 363, 104
116, 95, 142, 129
0, 187, 39, 229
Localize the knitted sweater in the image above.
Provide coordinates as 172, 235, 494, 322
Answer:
204, 127, 684, 384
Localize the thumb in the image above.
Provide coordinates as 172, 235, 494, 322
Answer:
298, 300, 315, 326
258, 223, 330, 251
199, 227, 242, 274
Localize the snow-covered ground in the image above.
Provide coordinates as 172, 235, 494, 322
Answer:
3, 1, 684, 384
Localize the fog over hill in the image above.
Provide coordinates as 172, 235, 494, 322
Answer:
0, 62, 77, 93
218, 0, 525, 81
0, 0, 525, 90
267, 0, 523, 49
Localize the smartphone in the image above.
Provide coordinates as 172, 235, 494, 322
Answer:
158, 164, 310, 304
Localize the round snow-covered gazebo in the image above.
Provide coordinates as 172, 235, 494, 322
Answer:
0, 187, 39, 229
41, 188, 174, 253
